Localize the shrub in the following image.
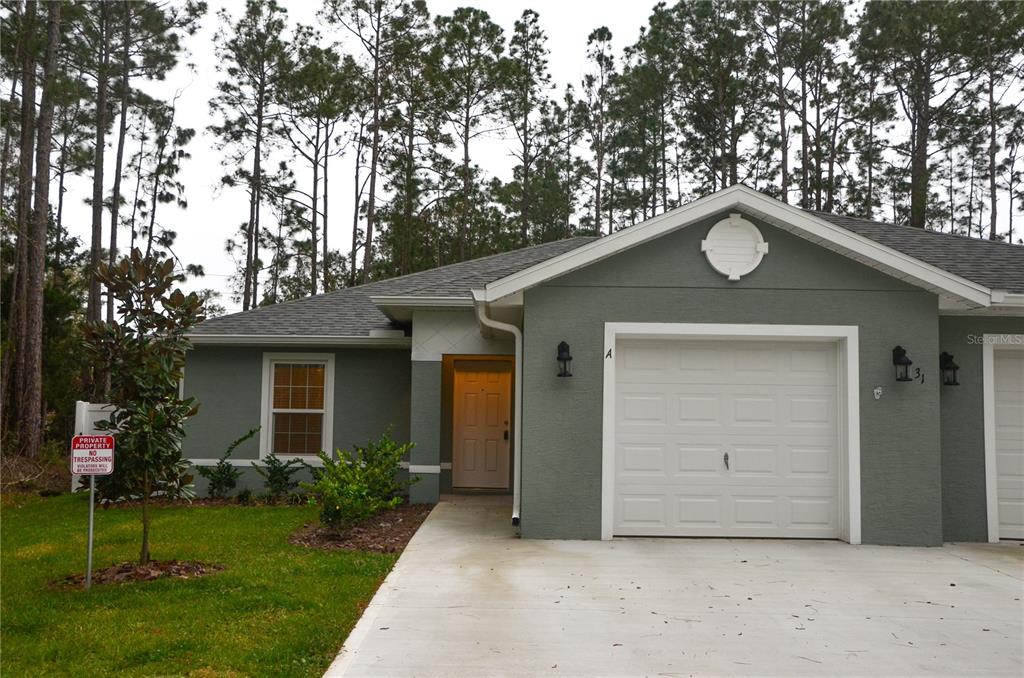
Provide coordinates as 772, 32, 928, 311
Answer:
236, 488, 254, 505
304, 431, 414, 529
196, 427, 258, 498
253, 454, 304, 503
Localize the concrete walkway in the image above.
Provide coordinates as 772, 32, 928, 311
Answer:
326, 497, 1024, 677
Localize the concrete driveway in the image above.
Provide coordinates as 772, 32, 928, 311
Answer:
326, 496, 1024, 677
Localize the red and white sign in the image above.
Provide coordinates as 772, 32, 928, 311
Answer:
71, 435, 115, 475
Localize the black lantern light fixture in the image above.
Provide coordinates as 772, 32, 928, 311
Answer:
892, 345, 913, 382
939, 352, 960, 386
557, 341, 573, 377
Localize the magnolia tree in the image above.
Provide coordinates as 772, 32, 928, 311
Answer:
83, 249, 205, 565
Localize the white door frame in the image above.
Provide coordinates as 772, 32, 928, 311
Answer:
982, 333, 1024, 542
601, 322, 861, 543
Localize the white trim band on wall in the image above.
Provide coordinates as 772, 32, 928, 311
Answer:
600, 322, 862, 545
408, 464, 442, 474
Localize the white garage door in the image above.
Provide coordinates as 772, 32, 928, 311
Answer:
995, 349, 1024, 539
614, 339, 841, 538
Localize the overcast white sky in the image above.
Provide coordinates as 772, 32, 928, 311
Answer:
60, 0, 657, 314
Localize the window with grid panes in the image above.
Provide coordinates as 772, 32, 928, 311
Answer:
270, 362, 327, 456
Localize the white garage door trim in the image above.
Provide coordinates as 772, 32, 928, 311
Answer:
602, 323, 861, 544
982, 334, 1024, 542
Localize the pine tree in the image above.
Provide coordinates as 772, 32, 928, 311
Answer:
209, 0, 290, 309
431, 7, 505, 260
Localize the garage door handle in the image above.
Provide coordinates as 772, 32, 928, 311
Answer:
723, 452, 729, 470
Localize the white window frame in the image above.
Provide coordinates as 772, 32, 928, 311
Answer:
601, 322, 861, 544
260, 352, 335, 462
982, 333, 1024, 542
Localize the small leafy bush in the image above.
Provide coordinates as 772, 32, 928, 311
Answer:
236, 488, 254, 505
304, 431, 414, 529
253, 454, 304, 503
196, 427, 258, 498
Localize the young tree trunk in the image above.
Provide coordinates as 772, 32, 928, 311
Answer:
139, 474, 151, 565
23, 0, 62, 459
106, 5, 131, 322
88, 1, 111, 325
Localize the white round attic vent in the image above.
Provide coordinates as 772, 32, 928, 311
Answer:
700, 213, 769, 281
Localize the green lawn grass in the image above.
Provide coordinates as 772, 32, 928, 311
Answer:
1, 492, 397, 677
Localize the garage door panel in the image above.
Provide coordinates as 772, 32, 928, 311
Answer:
615, 338, 840, 538
730, 445, 778, 474
790, 446, 834, 476
619, 495, 667, 527
995, 350, 1024, 539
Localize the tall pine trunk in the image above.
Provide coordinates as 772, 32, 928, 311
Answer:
106, 6, 131, 322
349, 122, 364, 287
89, 2, 110, 326
10, 1, 38, 441
310, 122, 320, 295
322, 126, 330, 291
362, 20, 382, 284
987, 68, 998, 240
23, 0, 62, 459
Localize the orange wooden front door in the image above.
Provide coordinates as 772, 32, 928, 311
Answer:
452, 364, 511, 489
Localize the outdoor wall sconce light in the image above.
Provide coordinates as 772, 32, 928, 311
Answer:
892, 346, 913, 382
557, 341, 573, 377
939, 352, 960, 386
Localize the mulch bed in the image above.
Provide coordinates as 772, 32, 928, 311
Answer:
290, 503, 433, 553
54, 560, 225, 588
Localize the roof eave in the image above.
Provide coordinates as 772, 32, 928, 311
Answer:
187, 333, 411, 348
369, 295, 475, 322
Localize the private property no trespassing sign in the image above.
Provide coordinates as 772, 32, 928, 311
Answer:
71, 435, 114, 475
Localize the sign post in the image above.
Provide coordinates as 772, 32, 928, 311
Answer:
71, 435, 115, 590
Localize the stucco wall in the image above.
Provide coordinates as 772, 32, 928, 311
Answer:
521, 212, 944, 545
409, 360, 442, 503
938, 316, 1024, 541
182, 345, 411, 475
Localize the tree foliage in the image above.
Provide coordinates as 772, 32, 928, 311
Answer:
82, 249, 205, 565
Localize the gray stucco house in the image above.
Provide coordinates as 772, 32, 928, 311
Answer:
183, 185, 1024, 546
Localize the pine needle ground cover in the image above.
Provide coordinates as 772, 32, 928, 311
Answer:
1, 493, 396, 677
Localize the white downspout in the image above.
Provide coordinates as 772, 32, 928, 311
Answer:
473, 291, 523, 527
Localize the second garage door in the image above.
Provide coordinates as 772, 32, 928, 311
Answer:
613, 338, 841, 538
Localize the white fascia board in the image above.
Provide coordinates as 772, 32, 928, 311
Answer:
481, 184, 993, 307
187, 334, 411, 348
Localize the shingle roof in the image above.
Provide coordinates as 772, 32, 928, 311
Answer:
193, 206, 1024, 340
811, 211, 1024, 294
191, 237, 597, 337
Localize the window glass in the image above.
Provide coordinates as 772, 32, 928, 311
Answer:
270, 363, 327, 456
